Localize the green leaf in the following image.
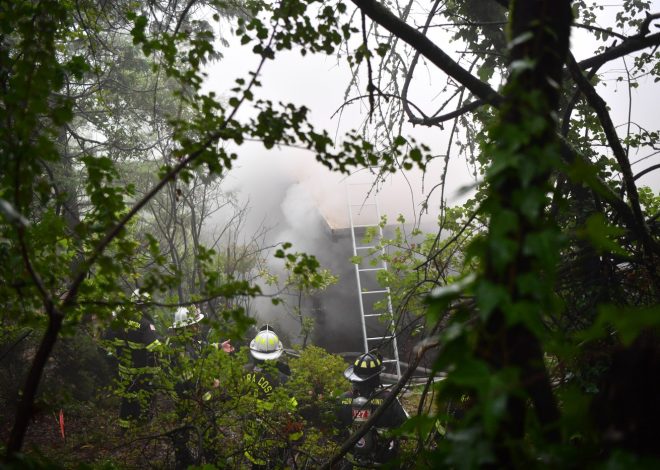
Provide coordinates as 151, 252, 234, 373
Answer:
429, 273, 476, 302
474, 279, 509, 320
583, 304, 660, 346
578, 213, 627, 255
0, 199, 30, 227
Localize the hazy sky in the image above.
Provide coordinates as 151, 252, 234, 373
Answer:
203, 3, 659, 235
206, 41, 474, 232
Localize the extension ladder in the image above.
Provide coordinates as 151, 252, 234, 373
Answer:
347, 183, 401, 379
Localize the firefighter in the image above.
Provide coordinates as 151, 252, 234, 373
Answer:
245, 324, 290, 397
170, 306, 234, 357
171, 305, 204, 335
243, 325, 298, 469
114, 289, 160, 428
169, 305, 206, 379
167, 305, 207, 469
168, 305, 234, 468
336, 351, 408, 468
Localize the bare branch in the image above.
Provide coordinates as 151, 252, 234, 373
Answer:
350, 0, 502, 106
578, 31, 660, 70
573, 22, 629, 41
635, 163, 660, 181
566, 51, 658, 255
638, 12, 660, 37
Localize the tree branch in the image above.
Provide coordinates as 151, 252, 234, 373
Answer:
400, 0, 443, 125
413, 99, 485, 126
578, 31, 660, 70
638, 12, 660, 37
350, 0, 502, 106
566, 51, 658, 255
635, 163, 660, 181
573, 22, 629, 41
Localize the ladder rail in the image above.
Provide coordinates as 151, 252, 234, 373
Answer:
373, 195, 402, 378
347, 183, 401, 379
347, 185, 369, 354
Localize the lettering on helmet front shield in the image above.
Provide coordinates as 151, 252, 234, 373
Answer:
245, 373, 273, 395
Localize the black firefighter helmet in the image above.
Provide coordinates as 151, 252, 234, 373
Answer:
344, 351, 385, 382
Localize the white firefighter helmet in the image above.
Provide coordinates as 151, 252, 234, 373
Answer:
171, 306, 204, 329
131, 288, 151, 304
249, 325, 283, 361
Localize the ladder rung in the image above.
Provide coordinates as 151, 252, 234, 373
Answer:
382, 359, 398, 363
362, 290, 388, 294
367, 335, 393, 340
363, 313, 384, 317
353, 224, 379, 228
358, 267, 384, 272
355, 246, 376, 250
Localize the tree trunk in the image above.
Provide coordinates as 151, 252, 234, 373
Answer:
6, 311, 63, 457
477, 0, 572, 464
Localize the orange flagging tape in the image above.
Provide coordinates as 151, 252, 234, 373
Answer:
59, 409, 65, 440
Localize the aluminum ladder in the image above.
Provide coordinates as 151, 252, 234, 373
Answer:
347, 183, 401, 379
